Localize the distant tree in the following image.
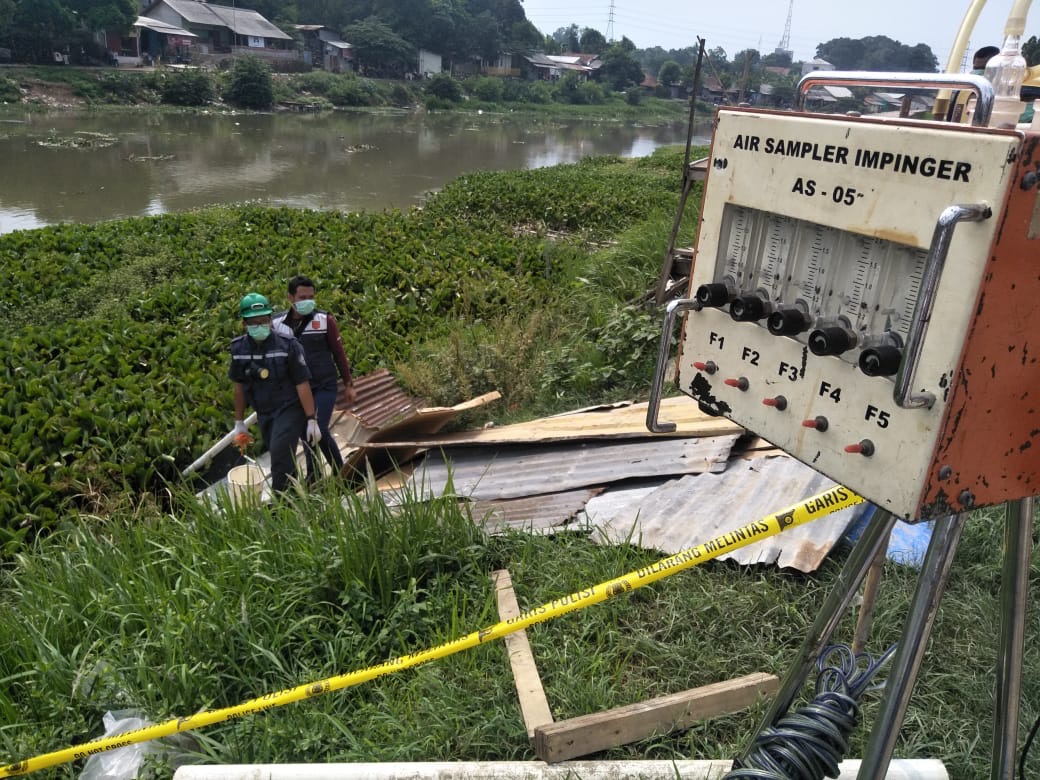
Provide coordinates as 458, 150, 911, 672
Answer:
1023, 35, 1040, 66
657, 60, 681, 86
762, 50, 792, 68
224, 55, 273, 109
10, 0, 75, 63
616, 35, 637, 53
638, 45, 669, 74
904, 42, 938, 72
65, 0, 135, 34
579, 27, 606, 54
816, 37, 864, 69
297, 0, 352, 30
504, 20, 542, 52
0, 0, 16, 43
817, 35, 938, 72
457, 11, 500, 62
542, 34, 561, 54
596, 41, 644, 90
343, 16, 415, 77
732, 48, 760, 72
552, 24, 579, 52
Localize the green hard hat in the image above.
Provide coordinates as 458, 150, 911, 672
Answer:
239, 292, 273, 318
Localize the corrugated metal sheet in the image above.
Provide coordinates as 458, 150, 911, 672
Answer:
336, 368, 423, 431
163, 0, 292, 39
402, 435, 741, 501
466, 488, 604, 533
580, 455, 866, 572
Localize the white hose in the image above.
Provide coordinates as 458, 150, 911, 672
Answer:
174, 759, 949, 780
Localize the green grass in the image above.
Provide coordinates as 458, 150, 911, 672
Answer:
0, 136, 1038, 778
1, 488, 1037, 778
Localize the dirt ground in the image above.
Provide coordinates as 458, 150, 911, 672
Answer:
16, 79, 86, 109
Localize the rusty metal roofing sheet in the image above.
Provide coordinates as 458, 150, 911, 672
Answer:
580, 455, 865, 573
336, 368, 423, 430
466, 488, 604, 533
403, 435, 741, 501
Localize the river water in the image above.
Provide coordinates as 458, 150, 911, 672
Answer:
0, 110, 704, 233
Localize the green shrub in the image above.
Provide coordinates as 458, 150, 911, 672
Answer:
625, 87, 642, 105
223, 55, 274, 109
424, 72, 462, 103
327, 75, 372, 106
577, 80, 607, 104
292, 70, 338, 96
160, 69, 214, 106
526, 81, 552, 104
469, 76, 503, 102
499, 79, 529, 103
389, 83, 413, 107
0, 77, 19, 103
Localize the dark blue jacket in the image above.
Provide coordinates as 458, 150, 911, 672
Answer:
228, 331, 311, 415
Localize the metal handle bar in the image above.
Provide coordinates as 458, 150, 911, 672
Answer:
894, 203, 991, 410
796, 71, 995, 127
647, 298, 702, 433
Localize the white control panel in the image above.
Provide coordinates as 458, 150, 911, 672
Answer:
674, 109, 1019, 520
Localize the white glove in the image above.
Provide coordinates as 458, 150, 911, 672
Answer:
305, 418, 322, 446
233, 420, 248, 436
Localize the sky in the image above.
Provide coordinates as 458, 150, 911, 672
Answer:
519, 0, 1031, 68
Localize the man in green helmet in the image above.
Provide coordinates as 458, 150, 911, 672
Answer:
228, 292, 320, 492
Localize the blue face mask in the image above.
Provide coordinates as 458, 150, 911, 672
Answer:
293, 299, 316, 316
247, 324, 271, 341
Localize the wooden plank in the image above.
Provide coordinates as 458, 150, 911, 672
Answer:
492, 570, 553, 739
532, 672, 779, 764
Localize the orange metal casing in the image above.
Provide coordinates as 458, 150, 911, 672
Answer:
920, 134, 1040, 516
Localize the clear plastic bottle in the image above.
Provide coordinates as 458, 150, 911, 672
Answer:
984, 34, 1028, 127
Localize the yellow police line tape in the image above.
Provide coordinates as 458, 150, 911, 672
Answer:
1, 484, 863, 778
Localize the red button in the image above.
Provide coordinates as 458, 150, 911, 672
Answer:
724, 377, 749, 391
762, 396, 787, 410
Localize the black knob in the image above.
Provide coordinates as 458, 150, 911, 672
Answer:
730, 295, 767, 322
768, 307, 811, 336
859, 345, 903, 377
809, 326, 855, 356
696, 283, 733, 307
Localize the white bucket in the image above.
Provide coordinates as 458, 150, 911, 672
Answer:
226, 464, 265, 505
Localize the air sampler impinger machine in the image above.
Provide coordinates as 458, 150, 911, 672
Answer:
652, 80, 1040, 522
649, 71, 1040, 778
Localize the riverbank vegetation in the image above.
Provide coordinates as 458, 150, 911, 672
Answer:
0, 147, 691, 547
2, 146, 1038, 779
0, 62, 695, 120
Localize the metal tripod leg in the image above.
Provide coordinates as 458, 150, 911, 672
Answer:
991, 497, 1033, 780
856, 511, 967, 779
736, 509, 898, 764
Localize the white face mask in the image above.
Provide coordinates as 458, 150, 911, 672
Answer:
247, 324, 271, 341
293, 299, 316, 316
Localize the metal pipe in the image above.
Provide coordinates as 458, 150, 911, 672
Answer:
991, 497, 1034, 780
856, 513, 967, 780
796, 71, 995, 126
646, 298, 701, 433
894, 203, 991, 410
174, 759, 951, 780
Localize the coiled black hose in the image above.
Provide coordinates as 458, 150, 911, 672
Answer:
723, 643, 897, 780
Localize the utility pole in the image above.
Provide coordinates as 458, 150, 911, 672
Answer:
606, 0, 616, 42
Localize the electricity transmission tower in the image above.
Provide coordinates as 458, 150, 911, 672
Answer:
775, 0, 794, 57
